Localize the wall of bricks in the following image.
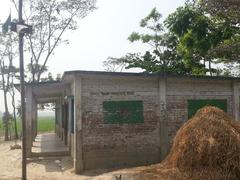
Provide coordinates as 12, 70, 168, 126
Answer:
80, 75, 160, 169
72, 74, 237, 171
166, 78, 233, 146
25, 72, 240, 174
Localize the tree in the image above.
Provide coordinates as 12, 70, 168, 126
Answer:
0, 30, 19, 140
126, 8, 190, 74
196, 0, 240, 24
103, 8, 200, 75
9, 66, 19, 139
11, 0, 96, 82
103, 56, 128, 72
40, 72, 54, 82
165, 5, 212, 75
189, 0, 240, 68
165, 5, 239, 76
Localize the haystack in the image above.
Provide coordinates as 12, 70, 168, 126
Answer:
164, 106, 240, 179
132, 106, 240, 179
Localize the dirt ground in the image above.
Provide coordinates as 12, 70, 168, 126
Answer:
0, 139, 149, 180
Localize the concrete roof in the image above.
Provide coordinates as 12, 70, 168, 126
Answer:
14, 70, 240, 103
31, 81, 67, 100
14, 81, 68, 103
15, 70, 240, 90
63, 70, 240, 81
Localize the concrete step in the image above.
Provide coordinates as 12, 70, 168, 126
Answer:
31, 151, 70, 157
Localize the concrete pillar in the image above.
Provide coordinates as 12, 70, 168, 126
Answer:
25, 86, 33, 157
54, 102, 57, 134
59, 97, 63, 139
158, 77, 169, 160
233, 82, 240, 121
68, 97, 73, 148
34, 106, 38, 138
31, 97, 37, 141
56, 99, 61, 137
74, 77, 84, 173
55, 100, 59, 136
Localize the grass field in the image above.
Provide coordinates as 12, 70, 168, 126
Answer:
0, 116, 55, 137
37, 116, 55, 132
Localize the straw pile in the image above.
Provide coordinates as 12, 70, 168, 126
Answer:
164, 106, 240, 179
133, 106, 240, 179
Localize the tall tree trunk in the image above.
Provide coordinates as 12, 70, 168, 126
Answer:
3, 89, 9, 141
0, 61, 10, 141
10, 81, 18, 139
9, 121, 12, 140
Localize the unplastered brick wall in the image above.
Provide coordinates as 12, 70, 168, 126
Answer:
73, 74, 236, 170
81, 75, 161, 169
166, 78, 234, 146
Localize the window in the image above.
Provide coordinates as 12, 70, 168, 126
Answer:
103, 100, 144, 124
187, 99, 227, 118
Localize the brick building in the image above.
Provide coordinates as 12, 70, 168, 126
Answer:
20, 70, 240, 173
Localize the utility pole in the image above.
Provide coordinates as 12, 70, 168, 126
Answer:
2, 1, 32, 179
18, 0, 27, 179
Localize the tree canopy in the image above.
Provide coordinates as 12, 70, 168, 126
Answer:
197, 0, 240, 24
190, 0, 240, 64
0, 29, 19, 140
104, 8, 195, 75
103, 3, 240, 76
165, 5, 239, 75
11, 0, 96, 82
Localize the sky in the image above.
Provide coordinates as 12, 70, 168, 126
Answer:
0, 0, 186, 112
50, 0, 186, 74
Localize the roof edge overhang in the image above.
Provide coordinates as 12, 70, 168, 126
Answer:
14, 70, 240, 92
62, 70, 240, 81
14, 80, 61, 92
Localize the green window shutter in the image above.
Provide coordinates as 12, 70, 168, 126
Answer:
103, 100, 144, 124
188, 99, 227, 119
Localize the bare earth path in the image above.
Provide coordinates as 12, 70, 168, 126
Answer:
0, 140, 144, 180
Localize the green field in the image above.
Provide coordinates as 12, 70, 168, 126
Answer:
0, 116, 55, 137
37, 116, 55, 132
